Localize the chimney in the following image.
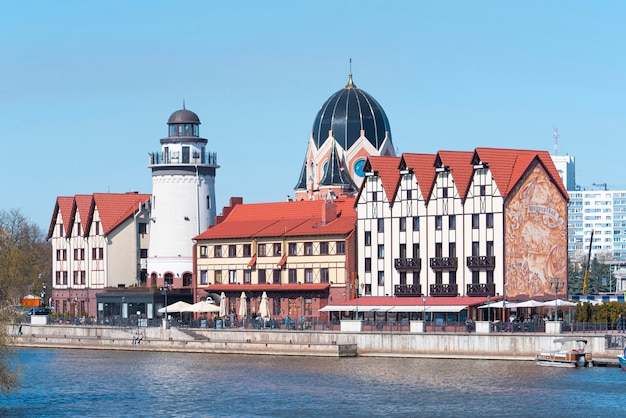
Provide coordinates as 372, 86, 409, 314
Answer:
322, 200, 337, 225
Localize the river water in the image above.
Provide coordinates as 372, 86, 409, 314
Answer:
0, 348, 624, 417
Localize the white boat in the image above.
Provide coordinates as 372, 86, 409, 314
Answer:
536, 338, 593, 368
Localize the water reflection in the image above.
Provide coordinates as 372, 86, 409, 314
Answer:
1, 349, 624, 417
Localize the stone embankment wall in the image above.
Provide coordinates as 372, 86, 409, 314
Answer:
8, 324, 621, 361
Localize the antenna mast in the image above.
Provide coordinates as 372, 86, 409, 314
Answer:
553, 127, 559, 155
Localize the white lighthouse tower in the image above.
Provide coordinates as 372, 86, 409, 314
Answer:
147, 106, 219, 289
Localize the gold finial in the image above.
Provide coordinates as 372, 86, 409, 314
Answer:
346, 58, 356, 88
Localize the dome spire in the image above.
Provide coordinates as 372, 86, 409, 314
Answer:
346, 58, 356, 89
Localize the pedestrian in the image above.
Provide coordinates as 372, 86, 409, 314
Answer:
617, 314, 624, 333
465, 317, 474, 333
18, 324, 22, 336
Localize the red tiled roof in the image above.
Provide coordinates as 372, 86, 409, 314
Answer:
195, 198, 356, 240
401, 153, 437, 204
93, 192, 151, 235
436, 151, 475, 201
366, 156, 402, 202
474, 148, 568, 199
47, 196, 75, 239
75, 194, 95, 237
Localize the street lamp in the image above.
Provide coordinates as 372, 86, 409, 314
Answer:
355, 276, 359, 321
121, 296, 126, 326
549, 276, 565, 322
160, 284, 172, 329
487, 295, 491, 324
422, 294, 427, 332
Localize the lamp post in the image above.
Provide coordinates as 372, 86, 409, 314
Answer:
355, 276, 359, 321
549, 276, 565, 322
487, 295, 491, 324
160, 284, 172, 329
121, 296, 126, 326
422, 294, 427, 332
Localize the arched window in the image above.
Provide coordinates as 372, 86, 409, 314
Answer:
164, 273, 174, 286
183, 273, 193, 287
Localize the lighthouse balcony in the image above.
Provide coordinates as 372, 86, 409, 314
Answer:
148, 151, 217, 166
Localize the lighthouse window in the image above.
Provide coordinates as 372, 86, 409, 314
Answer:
185, 124, 192, 135
182, 146, 190, 163
178, 125, 183, 135
194, 125, 199, 136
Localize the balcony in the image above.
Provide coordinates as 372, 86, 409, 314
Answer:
394, 284, 423, 297
466, 256, 496, 271
148, 151, 218, 166
394, 258, 422, 272
466, 283, 496, 297
429, 257, 458, 271
429, 283, 458, 297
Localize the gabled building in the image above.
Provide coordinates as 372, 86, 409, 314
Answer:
47, 192, 151, 318
356, 147, 569, 309
193, 197, 357, 321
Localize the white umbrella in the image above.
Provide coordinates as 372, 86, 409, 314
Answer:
478, 300, 519, 309
219, 292, 227, 317
541, 299, 576, 307
515, 300, 545, 308
158, 300, 191, 313
183, 300, 220, 313
258, 291, 271, 319
238, 292, 248, 318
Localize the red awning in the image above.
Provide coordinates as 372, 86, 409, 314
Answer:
247, 254, 257, 267
277, 255, 288, 267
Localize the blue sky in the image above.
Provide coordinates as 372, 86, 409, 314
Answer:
2, 1, 625, 229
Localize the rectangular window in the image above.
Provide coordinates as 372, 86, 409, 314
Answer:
487, 270, 494, 284
288, 243, 297, 256
243, 244, 251, 257
472, 271, 480, 284
95, 221, 100, 235
480, 185, 486, 196
372, 191, 378, 202
258, 244, 266, 257
258, 269, 266, 284
73, 271, 80, 285
406, 189, 412, 200
442, 187, 448, 198
57, 249, 67, 261
320, 268, 329, 283
229, 245, 237, 257
200, 246, 208, 258
487, 241, 494, 257
378, 244, 384, 258
399, 217, 406, 232
182, 146, 190, 163
273, 269, 281, 284
365, 257, 371, 273
400, 243, 407, 259
449, 271, 456, 284
58, 224, 63, 236
472, 214, 480, 229
288, 269, 297, 284
364, 283, 371, 296
413, 243, 420, 258
377, 218, 384, 232
304, 242, 313, 255
229, 270, 237, 284
140, 248, 148, 258
449, 215, 456, 230
486, 213, 494, 228
273, 243, 282, 256
305, 268, 313, 283
55, 271, 61, 285
365, 231, 371, 246
320, 242, 329, 255
435, 215, 442, 230
378, 271, 384, 286
139, 223, 147, 234
243, 270, 251, 284
200, 270, 208, 285
91, 248, 103, 260
336, 241, 345, 254
435, 271, 443, 284
472, 241, 480, 257
399, 271, 407, 285
435, 243, 442, 257
214, 245, 222, 258
449, 242, 456, 258
413, 217, 419, 231
215, 270, 222, 284
74, 248, 85, 260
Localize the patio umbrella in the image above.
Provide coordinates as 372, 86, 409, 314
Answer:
219, 292, 228, 317
258, 291, 271, 319
157, 301, 191, 313
478, 300, 519, 309
515, 300, 545, 308
238, 292, 248, 318
541, 299, 576, 307
183, 300, 220, 313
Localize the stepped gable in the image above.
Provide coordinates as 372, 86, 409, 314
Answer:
436, 150, 475, 201
92, 193, 150, 235
364, 155, 402, 203
474, 148, 568, 199
401, 153, 437, 204
195, 197, 356, 240
75, 194, 95, 237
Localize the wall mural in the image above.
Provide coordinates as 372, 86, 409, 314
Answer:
504, 163, 568, 300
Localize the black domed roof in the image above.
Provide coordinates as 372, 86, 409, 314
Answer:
167, 108, 201, 125
311, 75, 392, 150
